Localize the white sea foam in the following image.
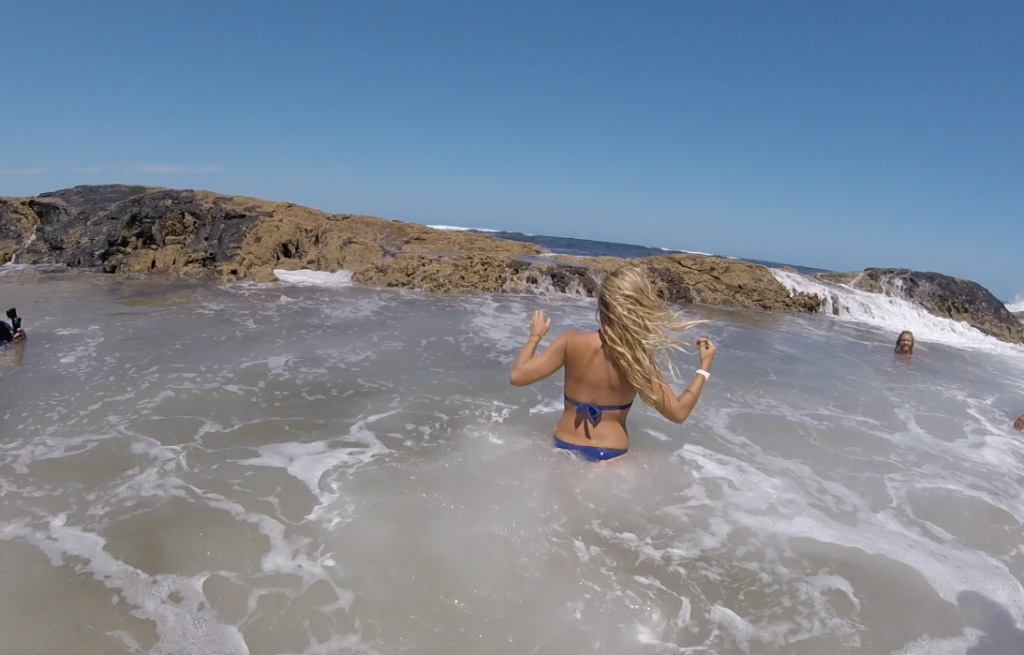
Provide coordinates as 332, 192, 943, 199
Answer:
890, 634, 979, 655
237, 409, 395, 516
529, 399, 563, 414
1006, 296, 1024, 313
54, 326, 104, 369
465, 298, 532, 362
0, 262, 33, 277
658, 247, 714, 256
426, 224, 501, 233
272, 268, 353, 287
675, 442, 1024, 615
771, 268, 1024, 358
0, 262, 73, 278
0, 517, 250, 655
4, 266, 1023, 654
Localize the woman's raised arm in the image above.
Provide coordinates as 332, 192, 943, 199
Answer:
651, 338, 716, 424
509, 310, 569, 387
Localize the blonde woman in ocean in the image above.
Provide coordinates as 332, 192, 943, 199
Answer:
509, 265, 716, 462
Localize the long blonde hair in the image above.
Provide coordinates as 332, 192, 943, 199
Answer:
598, 265, 705, 406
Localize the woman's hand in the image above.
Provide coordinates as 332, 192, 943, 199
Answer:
697, 338, 716, 370
1015, 413, 1024, 431
529, 310, 551, 340
650, 338, 716, 425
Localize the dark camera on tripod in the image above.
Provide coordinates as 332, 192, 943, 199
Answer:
6, 308, 21, 332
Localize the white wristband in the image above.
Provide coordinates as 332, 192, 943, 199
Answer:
695, 369, 710, 380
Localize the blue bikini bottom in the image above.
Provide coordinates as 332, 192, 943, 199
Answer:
553, 436, 627, 462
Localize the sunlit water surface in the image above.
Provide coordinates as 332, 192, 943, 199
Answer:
1, 266, 1023, 655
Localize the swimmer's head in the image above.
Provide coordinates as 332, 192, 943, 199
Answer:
895, 330, 914, 355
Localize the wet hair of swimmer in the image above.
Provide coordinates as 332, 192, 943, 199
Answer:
895, 330, 914, 354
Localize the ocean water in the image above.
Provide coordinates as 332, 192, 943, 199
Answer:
1, 254, 1023, 655
425, 226, 830, 276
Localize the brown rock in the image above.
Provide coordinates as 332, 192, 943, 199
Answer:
6, 184, 1018, 343
0, 185, 823, 324
541, 253, 820, 312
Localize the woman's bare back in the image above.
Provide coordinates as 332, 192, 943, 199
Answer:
509, 307, 717, 460
556, 330, 636, 449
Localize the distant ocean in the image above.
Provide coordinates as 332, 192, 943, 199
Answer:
0, 228, 1022, 655
427, 225, 831, 276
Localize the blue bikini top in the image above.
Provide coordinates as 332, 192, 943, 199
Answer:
564, 394, 634, 426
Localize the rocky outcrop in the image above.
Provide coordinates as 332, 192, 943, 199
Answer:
817, 268, 1024, 343
5, 185, 1016, 341
0, 185, 818, 316
527, 254, 822, 313
4, 185, 1017, 341
0, 185, 544, 282
618, 255, 822, 312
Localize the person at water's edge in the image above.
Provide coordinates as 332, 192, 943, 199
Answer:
0, 318, 25, 344
509, 265, 715, 462
895, 330, 914, 355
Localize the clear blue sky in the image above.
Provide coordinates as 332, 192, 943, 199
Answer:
1, 1, 1021, 299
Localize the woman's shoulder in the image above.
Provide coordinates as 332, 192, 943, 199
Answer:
561, 329, 597, 339
560, 330, 601, 348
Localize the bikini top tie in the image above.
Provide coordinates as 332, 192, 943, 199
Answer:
564, 394, 634, 426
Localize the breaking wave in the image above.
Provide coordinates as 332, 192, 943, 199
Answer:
771, 268, 1024, 358
426, 225, 501, 233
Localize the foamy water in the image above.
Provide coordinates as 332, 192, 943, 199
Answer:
772, 269, 1024, 360
426, 225, 501, 233
658, 247, 715, 257
1, 266, 1023, 655
272, 269, 355, 287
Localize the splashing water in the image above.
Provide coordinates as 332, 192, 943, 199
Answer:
0, 266, 1022, 654
771, 268, 1024, 359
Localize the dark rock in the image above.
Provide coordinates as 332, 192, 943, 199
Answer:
647, 266, 696, 305
64, 190, 265, 273
27, 199, 75, 252
548, 265, 597, 295
0, 200, 29, 243
0, 185, 866, 333
38, 184, 150, 215
0, 198, 44, 263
